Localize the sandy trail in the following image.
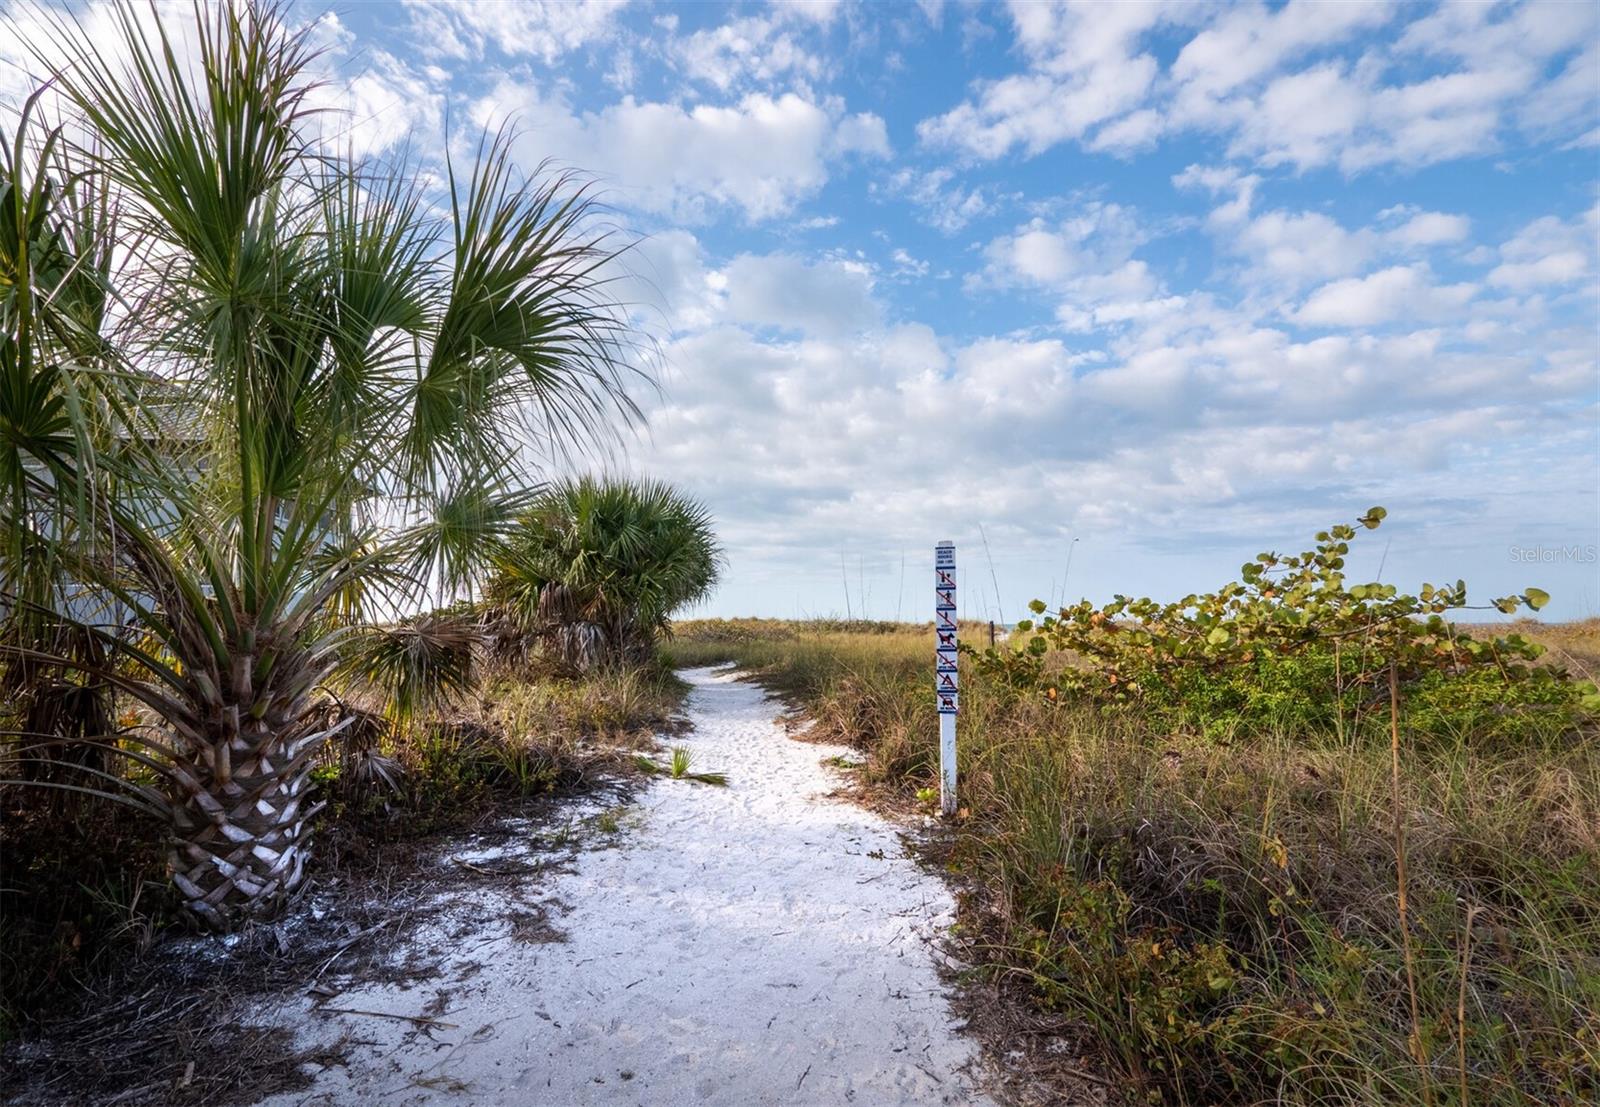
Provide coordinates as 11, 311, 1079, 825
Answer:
264, 666, 994, 1106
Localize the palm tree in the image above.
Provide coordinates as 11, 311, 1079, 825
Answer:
490, 477, 723, 671
1, 1, 644, 928
0, 83, 134, 811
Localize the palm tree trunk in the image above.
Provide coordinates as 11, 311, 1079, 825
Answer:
166, 678, 342, 929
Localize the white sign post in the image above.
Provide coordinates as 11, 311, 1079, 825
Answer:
935, 541, 958, 817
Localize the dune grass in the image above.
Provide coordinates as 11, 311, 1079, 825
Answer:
667, 618, 1600, 1106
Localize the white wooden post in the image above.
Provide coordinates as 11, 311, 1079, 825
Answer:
935, 541, 958, 817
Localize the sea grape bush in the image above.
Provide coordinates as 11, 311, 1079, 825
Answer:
969, 508, 1597, 737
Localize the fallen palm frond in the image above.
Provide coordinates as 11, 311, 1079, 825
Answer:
632, 746, 728, 787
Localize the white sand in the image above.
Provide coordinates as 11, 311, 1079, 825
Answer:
260, 666, 994, 1106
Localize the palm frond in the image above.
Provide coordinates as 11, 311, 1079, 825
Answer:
333, 613, 482, 724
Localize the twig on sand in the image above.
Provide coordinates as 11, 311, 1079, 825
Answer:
1050, 1062, 1114, 1089
307, 919, 393, 987
315, 1006, 458, 1030
453, 857, 535, 877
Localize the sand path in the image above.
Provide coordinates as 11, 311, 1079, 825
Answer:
264, 666, 994, 1106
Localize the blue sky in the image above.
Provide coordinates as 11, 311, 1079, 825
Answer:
6, 0, 1598, 619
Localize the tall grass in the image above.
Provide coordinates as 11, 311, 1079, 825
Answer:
669, 618, 1600, 1106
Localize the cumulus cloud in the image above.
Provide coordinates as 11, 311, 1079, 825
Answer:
1232, 209, 1374, 285
720, 254, 882, 338
403, 0, 631, 63
1487, 210, 1598, 290
0, 3, 443, 160
875, 168, 1001, 233
979, 204, 1148, 288
919, 0, 1596, 172
1172, 163, 1260, 226
918, 3, 1170, 159
6, 0, 1592, 617
1169, 0, 1395, 105
1385, 210, 1472, 248
475, 81, 887, 221
614, 224, 1590, 616
674, 15, 827, 92
1292, 266, 1478, 327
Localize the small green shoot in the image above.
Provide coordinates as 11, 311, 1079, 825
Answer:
670, 745, 693, 779
633, 746, 729, 786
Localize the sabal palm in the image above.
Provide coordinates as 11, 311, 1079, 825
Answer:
492, 477, 722, 670
3, 1, 642, 927
0, 75, 142, 813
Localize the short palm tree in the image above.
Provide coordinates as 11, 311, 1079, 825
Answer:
1, 1, 643, 928
490, 477, 722, 670
0, 84, 127, 808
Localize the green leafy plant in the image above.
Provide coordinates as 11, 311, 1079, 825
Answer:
0, 0, 642, 929
490, 477, 723, 672
971, 507, 1588, 740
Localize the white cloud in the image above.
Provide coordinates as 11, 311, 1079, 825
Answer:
876, 168, 1000, 233
831, 112, 892, 158
630, 268, 1588, 603
978, 205, 1150, 302
720, 254, 882, 338
919, 0, 1596, 172
305, 40, 444, 158
675, 15, 826, 92
476, 82, 884, 221
1170, 0, 1394, 104
1293, 265, 1478, 327
617, 230, 724, 332
1172, 163, 1260, 226
0, 4, 441, 160
1487, 211, 1597, 289
4, 0, 1593, 619
403, 0, 630, 62
1224, 63, 1365, 169
1233, 209, 1374, 284
918, 2, 1170, 159
1385, 210, 1472, 248
1523, 44, 1600, 139
890, 248, 930, 278
770, 0, 843, 27
1087, 109, 1164, 154
615, 238, 886, 338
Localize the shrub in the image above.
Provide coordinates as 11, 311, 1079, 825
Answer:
490, 478, 723, 671
972, 508, 1595, 745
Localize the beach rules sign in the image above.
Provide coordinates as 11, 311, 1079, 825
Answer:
935, 541, 958, 817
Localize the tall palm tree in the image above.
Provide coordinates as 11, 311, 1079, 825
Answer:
490, 477, 723, 671
2, 0, 644, 928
